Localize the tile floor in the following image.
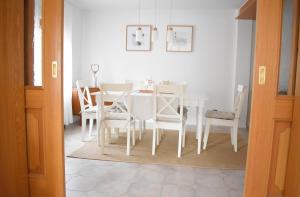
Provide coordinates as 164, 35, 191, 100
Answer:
64, 123, 246, 197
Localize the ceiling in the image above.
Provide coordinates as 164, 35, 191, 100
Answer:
67, 0, 247, 10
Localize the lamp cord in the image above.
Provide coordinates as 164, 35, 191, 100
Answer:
138, 0, 141, 25
169, 0, 173, 25
154, 0, 157, 27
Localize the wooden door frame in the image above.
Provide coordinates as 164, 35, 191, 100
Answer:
0, 0, 29, 196
1, 0, 65, 196
243, 1, 284, 195
25, 0, 65, 196
284, 21, 300, 197
244, 0, 300, 196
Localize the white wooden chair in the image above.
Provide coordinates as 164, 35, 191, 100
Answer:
202, 85, 246, 152
97, 83, 135, 156
152, 84, 187, 158
76, 80, 97, 141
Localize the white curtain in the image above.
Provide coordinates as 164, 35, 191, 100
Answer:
63, 3, 73, 125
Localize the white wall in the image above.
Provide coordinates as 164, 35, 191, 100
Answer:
233, 20, 253, 128
67, 7, 253, 128
64, 1, 83, 123
246, 22, 256, 127
70, 4, 83, 87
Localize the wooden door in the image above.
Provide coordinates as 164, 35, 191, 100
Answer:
284, 22, 300, 197
0, 0, 29, 196
243, 0, 299, 196
24, 0, 65, 196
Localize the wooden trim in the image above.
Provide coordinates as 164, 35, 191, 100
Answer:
268, 122, 291, 195
274, 96, 295, 121
244, 0, 283, 196
24, 0, 35, 86
288, 0, 300, 95
125, 25, 152, 51
25, 85, 44, 90
0, 0, 29, 196
44, 0, 66, 194
236, 0, 257, 20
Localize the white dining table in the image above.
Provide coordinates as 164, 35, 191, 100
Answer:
92, 91, 208, 141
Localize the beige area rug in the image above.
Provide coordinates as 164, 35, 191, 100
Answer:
68, 130, 248, 169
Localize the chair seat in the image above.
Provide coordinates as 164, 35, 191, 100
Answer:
157, 110, 187, 123
205, 110, 235, 120
84, 106, 97, 113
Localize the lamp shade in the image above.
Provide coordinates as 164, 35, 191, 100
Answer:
152, 27, 158, 42
167, 27, 175, 43
136, 27, 143, 42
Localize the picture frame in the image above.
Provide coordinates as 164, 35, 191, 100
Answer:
166, 25, 194, 52
126, 25, 152, 51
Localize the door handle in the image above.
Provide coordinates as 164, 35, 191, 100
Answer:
52, 61, 58, 78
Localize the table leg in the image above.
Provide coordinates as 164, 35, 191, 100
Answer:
114, 128, 119, 138
107, 128, 111, 144
196, 107, 199, 140
139, 120, 143, 140
197, 103, 204, 154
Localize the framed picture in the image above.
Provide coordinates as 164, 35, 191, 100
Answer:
126, 25, 152, 51
166, 25, 193, 52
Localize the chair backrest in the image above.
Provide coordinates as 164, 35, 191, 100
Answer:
233, 85, 246, 119
153, 84, 185, 122
98, 83, 133, 120
76, 80, 93, 113
159, 80, 187, 86
125, 80, 144, 90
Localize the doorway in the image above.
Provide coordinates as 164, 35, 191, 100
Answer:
1, 1, 298, 196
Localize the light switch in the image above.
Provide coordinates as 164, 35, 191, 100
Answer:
259, 66, 266, 85
52, 61, 58, 78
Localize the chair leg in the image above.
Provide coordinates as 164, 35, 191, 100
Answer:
203, 119, 211, 150
126, 125, 131, 156
159, 129, 162, 141
233, 124, 238, 152
100, 127, 105, 154
197, 123, 203, 154
178, 127, 183, 158
132, 122, 136, 146
115, 128, 119, 138
106, 128, 111, 144
182, 125, 186, 148
97, 121, 100, 146
89, 119, 93, 137
139, 120, 143, 140
152, 125, 156, 156
81, 117, 87, 141
156, 129, 160, 146
230, 127, 234, 145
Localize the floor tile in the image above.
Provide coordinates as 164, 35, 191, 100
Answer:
64, 123, 246, 197
66, 190, 88, 197
164, 167, 195, 186
229, 189, 243, 197
94, 179, 131, 196
196, 187, 230, 197
161, 184, 196, 197
66, 176, 99, 192
77, 163, 113, 178
126, 182, 162, 197
195, 173, 226, 189
223, 174, 244, 190
134, 165, 166, 184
